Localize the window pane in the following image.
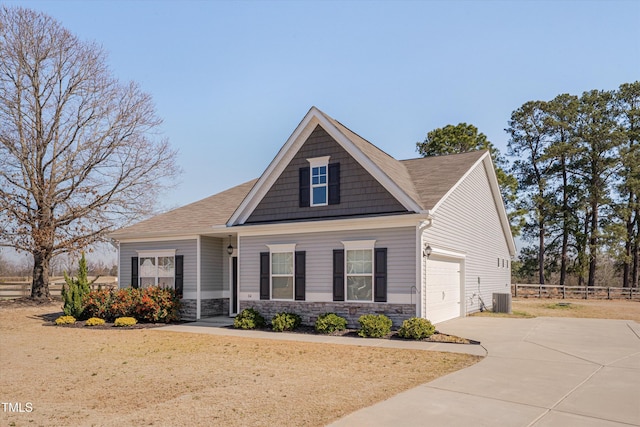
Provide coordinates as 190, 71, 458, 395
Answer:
347, 276, 372, 301
157, 277, 174, 289
158, 256, 174, 277
272, 277, 293, 299
140, 277, 155, 288
313, 186, 327, 205
347, 250, 372, 274
272, 253, 293, 275
140, 257, 156, 277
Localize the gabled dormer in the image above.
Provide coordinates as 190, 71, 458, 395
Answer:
228, 107, 424, 225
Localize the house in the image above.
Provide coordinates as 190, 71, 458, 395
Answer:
109, 107, 515, 326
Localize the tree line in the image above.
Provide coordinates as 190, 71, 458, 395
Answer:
506, 82, 639, 287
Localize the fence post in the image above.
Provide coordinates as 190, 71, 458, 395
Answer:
607, 287, 610, 300
514, 284, 518, 298
562, 285, 565, 299
539, 285, 542, 298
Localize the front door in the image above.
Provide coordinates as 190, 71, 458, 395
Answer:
231, 256, 238, 315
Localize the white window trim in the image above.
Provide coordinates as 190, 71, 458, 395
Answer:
136, 249, 177, 288
308, 156, 330, 207
267, 244, 297, 300
342, 240, 376, 302
136, 249, 176, 258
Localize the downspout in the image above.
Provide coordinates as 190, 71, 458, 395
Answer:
196, 235, 201, 320
416, 217, 433, 318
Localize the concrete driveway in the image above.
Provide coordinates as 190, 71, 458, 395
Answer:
329, 317, 640, 426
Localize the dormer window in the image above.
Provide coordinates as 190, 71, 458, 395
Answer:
308, 156, 330, 206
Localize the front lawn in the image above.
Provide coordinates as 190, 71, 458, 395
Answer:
0, 304, 480, 427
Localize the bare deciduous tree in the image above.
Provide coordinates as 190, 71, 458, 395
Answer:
0, 7, 180, 298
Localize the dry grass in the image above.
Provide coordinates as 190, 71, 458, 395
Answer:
0, 305, 480, 427
474, 298, 640, 322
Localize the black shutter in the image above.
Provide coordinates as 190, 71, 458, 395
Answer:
260, 252, 270, 300
131, 257, 139, 289
175, 255, 184, 299
374, 248, 387, 302
299, 167, 310, 207
333, 249, 345, 301
295, 251, 306, 301
328, 162, 340, 205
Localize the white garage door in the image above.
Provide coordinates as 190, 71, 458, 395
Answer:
425, 258, 461, 324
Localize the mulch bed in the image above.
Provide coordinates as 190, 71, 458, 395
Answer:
230, 324, 478, 344
2, 297, 478, 343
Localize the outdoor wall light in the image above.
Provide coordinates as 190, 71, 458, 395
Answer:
227, 235, 234, 255
423, 244, 432, 258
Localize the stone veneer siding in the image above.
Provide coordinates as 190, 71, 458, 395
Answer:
180, 298, 229, 320
240, 301, 415, 328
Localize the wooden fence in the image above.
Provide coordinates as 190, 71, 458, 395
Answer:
0, 277, 117, 299
512, 283, 640, 300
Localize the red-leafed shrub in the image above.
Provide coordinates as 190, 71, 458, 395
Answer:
82, 289, 112, 320
83, 287, 180, 323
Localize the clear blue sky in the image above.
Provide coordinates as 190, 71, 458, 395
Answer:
6, 0, 640, 211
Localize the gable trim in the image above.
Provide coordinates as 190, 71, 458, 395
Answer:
227, 107, 423, 226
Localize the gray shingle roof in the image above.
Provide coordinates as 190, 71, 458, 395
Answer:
110, 109, 488, 239
110, 179, 258, 239
319, 111, 424, 209
402, 150, 487, 210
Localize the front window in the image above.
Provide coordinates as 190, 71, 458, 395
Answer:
342, 240, 376, 302
138, 250, 176, 289
346, 249, 373, 301
268, 244, 296, 300
307, 156, 330, 206
272, 252, 294, 299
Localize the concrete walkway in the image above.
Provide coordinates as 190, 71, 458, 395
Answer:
330, 317, 640, 427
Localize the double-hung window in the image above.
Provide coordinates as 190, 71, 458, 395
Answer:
137, 250, 176, 289
268, 244, 296, 300
308, 156, 330, 206
342, 240, 376, 301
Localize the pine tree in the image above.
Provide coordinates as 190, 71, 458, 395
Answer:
61, 253, 96, 318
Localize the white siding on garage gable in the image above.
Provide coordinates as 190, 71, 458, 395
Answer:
424, 161, 511, 315
119, 240, 197, 293
239, 226, 416, 303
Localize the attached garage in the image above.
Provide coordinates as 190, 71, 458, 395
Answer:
424, 256, 462, 324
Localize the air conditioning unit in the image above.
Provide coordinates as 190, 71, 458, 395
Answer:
493, 293, 512, 313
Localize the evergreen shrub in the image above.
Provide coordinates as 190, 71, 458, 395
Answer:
357, 314, 392, 338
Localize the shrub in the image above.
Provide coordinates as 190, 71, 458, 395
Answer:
134, 286, 180, 323
315, 313, 347, 334
233, 308, 265, 329
85, 317, 106, 327
82, 289, 112, 320
358, 314, 392, 338
114, 317, 137, 327
55, 315, 76, 325
271, 312, 302, 332
397, 317, 436, 340
62, 253, 95, 319
83, 287, 180, 323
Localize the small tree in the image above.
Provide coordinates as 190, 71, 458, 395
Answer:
61, 253, 96, 318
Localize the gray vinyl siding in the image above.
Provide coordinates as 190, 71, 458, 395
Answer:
201, 237, 223, 292
246, 125, 408, 223
424, 161, 512, 314
239, 227, 416, 300
119, 239, 197, 293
